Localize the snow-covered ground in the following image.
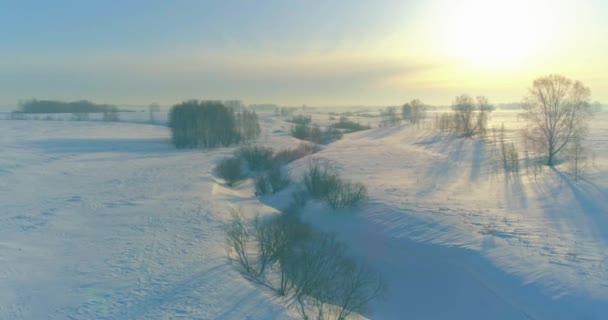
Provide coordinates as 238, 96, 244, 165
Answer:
1, 110, 607, 319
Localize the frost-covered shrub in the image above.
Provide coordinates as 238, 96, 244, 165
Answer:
330, 118, 371, 132
267, 163, 290, 193
216, 157, 244, 187
302, 160, 341, 199
225, 211, 384, 319
292, 124, 343, 144
254, 175, 272, 196
323, 127, 343, 142
274, 143, 321, 165
286, 114, 312, 126
237, 145, 275, 172
254, 163, 291, 196
326, 181, 367, 209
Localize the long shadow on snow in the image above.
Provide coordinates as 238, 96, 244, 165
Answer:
28, 138, 173, 154
416, 136, 466, 197
553, 168, 608, 242
304, 201, 608, 320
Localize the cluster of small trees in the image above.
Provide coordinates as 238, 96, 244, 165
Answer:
303, 159, 368, 209
226, 210, 384, 320
236, 110, 262, 145
274, 106, 294, 117
436, 75, 597, 180
215, 143, 320, 193
286, 115, 312, 125
215, 147, 368, 210
433, 95, 493, 138
379, 107, 400, 127
402, 99, 427, 125
169, 100, 260, 149
330, 116, 371, 133
291, 123, 343, 144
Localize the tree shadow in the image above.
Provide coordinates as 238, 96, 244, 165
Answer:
503, 172, 529, 210
469, 140, 486, 182
416, 137, 466, 197
553, 168, 608, 240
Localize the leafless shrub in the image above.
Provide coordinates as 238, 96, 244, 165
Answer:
291, 188, 310, 208
326, 181, 367, 209
402, 99, 427, 125
285, 231, 384, 320
451, 95, 493, 138
215, 157, 244, 187
225, 211, 255, 275
255, 163, 291, 195
226, 211, 385, 320
274, 143, 321, 165
237, 145, 275, 172
379, 107, 400, 127
303, 159, 341, 199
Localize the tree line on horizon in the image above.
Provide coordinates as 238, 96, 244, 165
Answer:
17, 99, 118, 114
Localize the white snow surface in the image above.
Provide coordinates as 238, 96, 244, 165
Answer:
1, 111, 607, 319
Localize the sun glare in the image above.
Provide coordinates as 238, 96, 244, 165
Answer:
439, 0, 554, 70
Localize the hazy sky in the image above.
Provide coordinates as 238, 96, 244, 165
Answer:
1, 0, 606, 107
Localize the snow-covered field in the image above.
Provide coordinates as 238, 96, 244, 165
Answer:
1, 110, 607, 319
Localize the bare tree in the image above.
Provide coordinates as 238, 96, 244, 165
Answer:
380, 107, 400, 127
451, 94, 493, 137
402, 99, 426, 125
520, 74, 595, 166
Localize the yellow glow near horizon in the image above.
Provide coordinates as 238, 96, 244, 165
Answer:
438, 0, 555, 70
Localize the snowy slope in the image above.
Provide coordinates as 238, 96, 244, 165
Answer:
1, 112, 607, 319
286, 112, 608, 319
0, 121, 298, 320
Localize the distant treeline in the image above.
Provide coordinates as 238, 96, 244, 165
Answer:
18, 99, 118, 113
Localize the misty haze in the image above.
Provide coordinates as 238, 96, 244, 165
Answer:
1, 1, 607, 320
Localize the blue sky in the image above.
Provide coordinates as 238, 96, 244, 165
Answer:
1, 0, 606, 107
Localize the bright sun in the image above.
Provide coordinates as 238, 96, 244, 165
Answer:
439, 0, 554, 70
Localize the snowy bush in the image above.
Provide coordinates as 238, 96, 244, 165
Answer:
330, 117, 371, 132
303, 159, 368, 209
215, 157, 244, 187
323, 127, 343, 143
291, 124, 310, 141
273, 143, 321, 165
254, 164, 291, 196
326, 181, 367, 209
266, 163, 291, 193
225, 211, 384, 320
451, 95, 493, 138
402, 99, 427, 125
303, 160, 341, 199
286, 114, 312, 125
292, 123, 344, 145
237, 145, 275, 172
380, 107, 400, 127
